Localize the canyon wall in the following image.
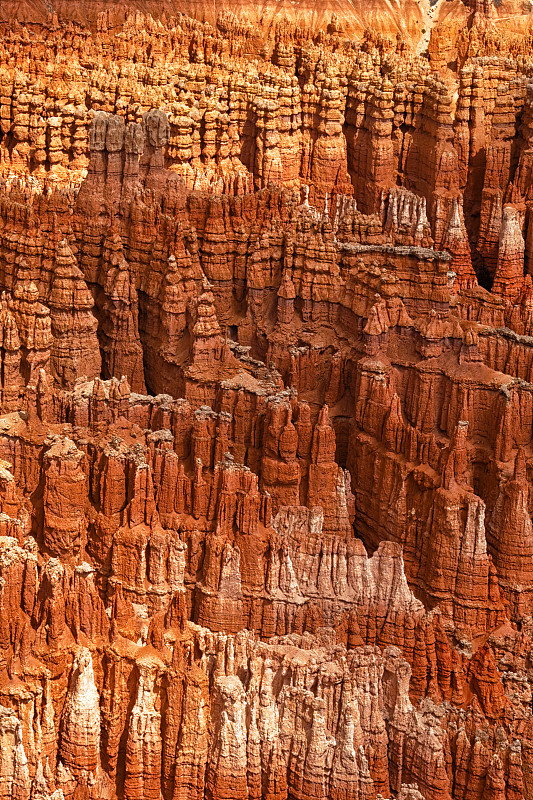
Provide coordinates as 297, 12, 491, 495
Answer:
0, 2, 533, 800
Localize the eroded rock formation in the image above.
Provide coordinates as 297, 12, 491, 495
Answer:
0, 2, 532, 800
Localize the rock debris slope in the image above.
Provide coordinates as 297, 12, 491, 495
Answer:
1, 1, 533, 800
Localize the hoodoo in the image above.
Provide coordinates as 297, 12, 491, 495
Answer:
0, 1, 533, 799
